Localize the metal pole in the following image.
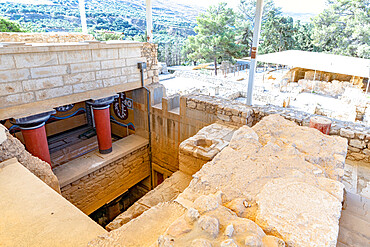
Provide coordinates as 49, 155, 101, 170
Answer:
246, 0, 264, 106
146, 0, 153, 42
78, 0, 88, 34
312, 70, 317, 93
366, 67, 370, 94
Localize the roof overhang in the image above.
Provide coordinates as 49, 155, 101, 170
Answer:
255, 50, 370, 78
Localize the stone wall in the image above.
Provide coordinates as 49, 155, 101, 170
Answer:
0, 124, 60, 193
141, 88, 255, 174
90, 115, 348, 246
0, 32, 93, 43
61, 145, 149, 214
138, 92, 369, 245
0, 41, 158, 120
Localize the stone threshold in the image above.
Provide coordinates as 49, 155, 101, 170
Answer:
53, 134, 148, 187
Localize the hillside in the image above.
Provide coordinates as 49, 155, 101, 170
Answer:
0, 0, 203, 38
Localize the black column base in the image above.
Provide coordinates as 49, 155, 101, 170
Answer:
99, 147, 112, 154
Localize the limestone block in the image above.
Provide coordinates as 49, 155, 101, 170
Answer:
101, 59, 126, 70
340, 128, 355, 138
22, 76, 64, 92
349, 139, 366, 149
103, 76, 127, 87
63, 72, 95, 85
14, 52, 58, 68
30, 65, 68, 79
57, 50, 92, 64
122, 66, 139, 75
96, 68, 122, 80
0, 69, 30, 83
35, 85, 72, 100
255, 177, 342, 247
70, 61, 100, 73
0, 54, 16, 70
0, 92, 35, 108
0, 82, 23, 96
92, 48, 119, 61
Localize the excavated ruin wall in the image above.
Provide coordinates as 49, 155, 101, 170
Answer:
0, 32, 94, 43
90, 115, 348, 246
60, 145, 150, 215
184, 94, 370, 246
140, 91, 369, 245
0, 124, 60, 193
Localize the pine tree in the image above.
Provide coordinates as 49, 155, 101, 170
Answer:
312, 0, 370, 58
185, 3, 241, 75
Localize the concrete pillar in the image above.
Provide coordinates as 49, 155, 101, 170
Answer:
12, 111, 56, 165
87, 96, 117, 154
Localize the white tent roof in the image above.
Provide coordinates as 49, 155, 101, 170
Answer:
256, 50, 370, 78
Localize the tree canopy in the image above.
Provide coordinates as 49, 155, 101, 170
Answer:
0, 17, 26, 32
184, 0, 370, 65
185, 3, 241, 74
312, 0, 370, 58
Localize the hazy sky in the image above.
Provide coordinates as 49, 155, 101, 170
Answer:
189, 0, 327, 14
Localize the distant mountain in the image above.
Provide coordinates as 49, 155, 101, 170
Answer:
0, 0, 204, 37
282, 12, 316, 23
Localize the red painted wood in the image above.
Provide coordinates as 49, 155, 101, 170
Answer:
309, 116, 332, 135
93, 107, 112, 154
21, 124, 52, 166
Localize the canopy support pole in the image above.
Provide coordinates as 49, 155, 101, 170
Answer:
366, 67, 370, 94
146, 0, 153, 42
246, 0, 264, 106
78, 0, 88, 34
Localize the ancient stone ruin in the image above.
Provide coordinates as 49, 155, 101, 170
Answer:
89, 114, 347, 246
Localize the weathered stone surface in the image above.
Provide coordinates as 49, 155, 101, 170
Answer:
92, 115, 347, 246
176, 115, 346, 246
0, 125, 60, 193
89, 202, 186, 247
179, 123, 237, 175
106, 171, 192, 231
255, 177, 342, 246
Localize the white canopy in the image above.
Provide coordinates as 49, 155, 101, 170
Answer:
257, 50, 370, 78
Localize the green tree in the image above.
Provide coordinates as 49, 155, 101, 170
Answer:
0, 17, 26, 32
185, 3, 241, 75
237, 0, 281, 56
312, 0, 370, 58
294, 21, 317, 52
259, 10, 296, 53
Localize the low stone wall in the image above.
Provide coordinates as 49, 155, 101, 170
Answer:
0, 32, 94, 43
0, 41, 158, 120
0, 124, 60, 193
61, 145, 149, 215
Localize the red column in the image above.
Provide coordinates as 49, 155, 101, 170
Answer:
309, 116, 332, 135
93, 105, 112, 154
20, 123, 52, 165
